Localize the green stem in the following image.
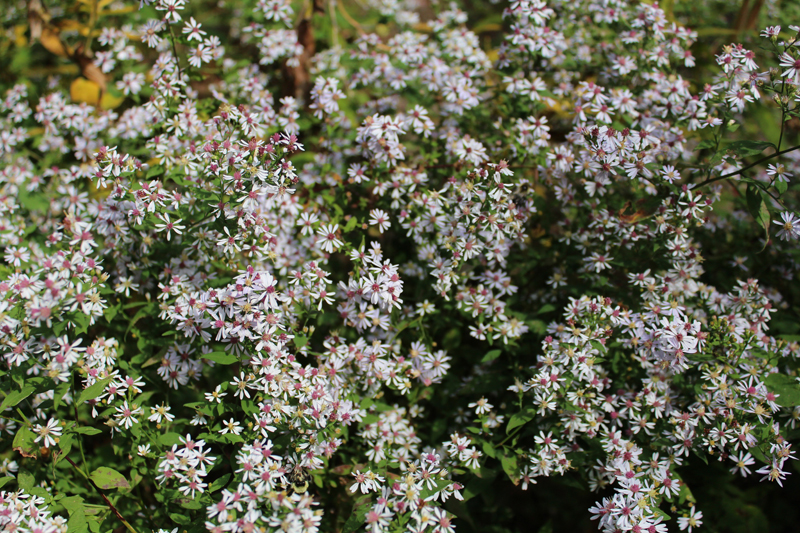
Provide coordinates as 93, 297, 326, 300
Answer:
497, 426, 523, 448
71, 375, 89, 469
168, 24, 184, 81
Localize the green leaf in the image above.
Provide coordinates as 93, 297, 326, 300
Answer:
652, 508, 671, 522
89, 467, 130, 490
774, 179, 788, 195
77, 378, 111, 406
726, 140, 775, 158
677, 479, 696, 504
180, 498, 203, 510
697, 139, 716, 150
1, 386, 35, 412
481, 349, 502, 363
13, 425, 38, 458
209, 474, 231, 493
745, 184, 771, 243
202, 351, 238, 365
463, 467, 498, 501
73, 312, 91, 336
73, 427, 103, 436
221, 433, 244, 444
170, 513, 191, 525
341, 496, 370, 533
506, 407, 537, 434
686, 350, 714, 362
146, 165, 164, 179
54, 381, 71, 410
749, 444, 769, 464
294, 335, 308, 349
57, 433, 75, 462
125, 303, 155, 338
0, 477, 14, 490
104, 304, 120, 323
500, 455, 519, 485
61, 495, 85, 514
17, 471, 34, 492
344, 215, 359, 232
482, 441, 497, 459
18, 188, 49, 212
67, 508, 88, 533
159, 432, 183, 447
764, 373, 800, 407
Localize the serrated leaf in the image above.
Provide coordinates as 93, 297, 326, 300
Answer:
89, 467, 129, 490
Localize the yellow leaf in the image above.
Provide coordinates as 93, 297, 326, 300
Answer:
70, 78, 101, 105
14, 25, 28, 47
40, 27, 72, 57
473, 22, 502, 34
100, 91, 124, 109
101, 7, 137, 16
54, 19, 84, 32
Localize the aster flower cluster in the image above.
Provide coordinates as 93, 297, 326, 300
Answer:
0, 489, 66, 533
2, 0, 800, 532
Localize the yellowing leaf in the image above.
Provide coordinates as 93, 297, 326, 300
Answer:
40, 27, 72, 57
100, 91, 124, 109
101, 7, 137, 16
70, 78, 101, 105
54, 19, 84, 33
14, 25, 27, 47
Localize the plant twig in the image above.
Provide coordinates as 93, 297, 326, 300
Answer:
695, 144, 800, 189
